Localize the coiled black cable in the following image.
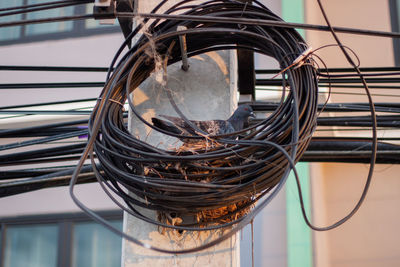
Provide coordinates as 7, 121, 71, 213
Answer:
70, 0, 318, 253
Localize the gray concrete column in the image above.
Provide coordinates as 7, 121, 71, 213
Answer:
122, 2, 239, 266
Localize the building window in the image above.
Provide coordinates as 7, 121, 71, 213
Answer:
72, 220, 122, 267
0, 211, 123, 267
0, 1, 119, 46
3, 224, 58, 267
390, 0, 400, 65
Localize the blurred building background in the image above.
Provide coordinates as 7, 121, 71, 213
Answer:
0, 0, 399, 266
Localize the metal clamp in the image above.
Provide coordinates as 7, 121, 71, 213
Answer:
292, 47, 313, 69
93, 0, 116, 24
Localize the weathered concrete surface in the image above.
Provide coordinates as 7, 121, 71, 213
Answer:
124, 44, 239, 267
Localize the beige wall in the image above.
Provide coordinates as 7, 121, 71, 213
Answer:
313, 163, 400, 267
305, 0, 393, 67
305, 1, 400, 266
306, 0, 394, 104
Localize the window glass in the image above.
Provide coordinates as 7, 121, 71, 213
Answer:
72, 220, 123, 267
25, 0, 74, 36
3, 224, 58, 267
0, 1, 23, 41
0, 1, 119, 45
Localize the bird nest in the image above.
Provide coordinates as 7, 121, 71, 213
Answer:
147, 138, 257, 228
89, 0, 318, 232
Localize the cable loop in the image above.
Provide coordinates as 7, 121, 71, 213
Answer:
70, 0, 319, 254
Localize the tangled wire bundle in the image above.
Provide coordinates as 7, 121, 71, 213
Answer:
74, 0, 319, 252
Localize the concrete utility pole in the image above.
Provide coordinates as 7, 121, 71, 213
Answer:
123, 1, 240, 266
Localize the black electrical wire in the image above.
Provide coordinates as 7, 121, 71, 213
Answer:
0, 0, 382, 254
0, 118, 88, 137
317, 115, 400, 127
0, 82, 104, 89
0, 13, 93, 28
127, 11, 400, 39
0, 168, 63, 180
3, 65, 400, 73
69, 0, 318, 254
0, 65, 108, 72
256, 66, 400, 74
0, 110, 93, 115
0, 127, 87, 137
0, 0, 91, 13
252, 102, 400, 113
0, 0, 92, 18
304, 137, 400, 164
0, 0, 400, 40
0, 155, 85, 167
0, 143, 85, 164
258, 77, 400, 84
317, 71, 400, 78
0, 165, 96, 198
251, 115, 400, 128
0, 97, 97, 110
0, 129, 88, 151
316, 127, 392, 132
256, 86, 400, 98
290, 0, 378, 232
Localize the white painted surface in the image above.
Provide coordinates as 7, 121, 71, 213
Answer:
0, 183, 119, 217
0, 33, 126, 218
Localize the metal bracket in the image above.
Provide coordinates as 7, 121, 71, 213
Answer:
237, 49, 255, 100
239, 94, 253, 104
95, 0, 112, 6
93, 0, 116, 24
116, 0, 135, 48
292, 46, 313, 69
237, 0, 255, 100
177, 26, 189, 71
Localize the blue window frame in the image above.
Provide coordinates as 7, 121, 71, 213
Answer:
0, 210, 123, 267
0, 1, 119, 46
